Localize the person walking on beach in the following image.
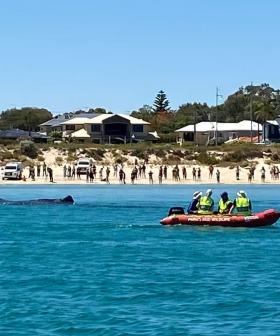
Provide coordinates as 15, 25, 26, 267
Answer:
148, 170, 153, 184
197, 167, 201, 181
42, 162, 47, 177
131, 168, 136, 184
89, 168, 94, 183
37, 164, 41, 177
163, 165, 167, 179
248, 171, 253, 183
47, 167, 53, 182
192, 167, 196, 181
158, 166, 163, 184
67, 165, 71, 179
208, 165, 214, 178
261, 166, 266, 183
63, 164, 67, 178
72, 165, 76, 179
216, 169, 220, 183
235, 166, 240, 180
106, 167, 110, 183
182, 166, 187, 179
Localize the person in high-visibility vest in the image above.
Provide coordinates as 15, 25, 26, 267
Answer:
218, 192, 233, 214
230, 191, 252, 215
197, 189, 214, 214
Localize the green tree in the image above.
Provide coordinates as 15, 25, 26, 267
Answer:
254, 101, 277, 140
175, 103, 210, 129
0, 107, 52, 131
153, 90, 170, 113
130, 105, 154, 122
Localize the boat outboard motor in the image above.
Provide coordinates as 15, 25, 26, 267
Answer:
168, 207, 185, 216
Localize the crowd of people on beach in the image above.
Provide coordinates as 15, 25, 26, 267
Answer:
58, 163, 224, 184
1, 160, 280, 185
25, 163, 53, 182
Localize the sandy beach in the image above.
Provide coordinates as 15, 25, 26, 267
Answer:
1, 161, 279, 185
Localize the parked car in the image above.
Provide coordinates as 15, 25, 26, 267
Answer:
76, 158, 93, 175
2, 162, 23, 180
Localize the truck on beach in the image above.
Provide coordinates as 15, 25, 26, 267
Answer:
2, 162, 23, 180
76, 158, 94, 175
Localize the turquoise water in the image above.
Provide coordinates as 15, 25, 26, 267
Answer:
1, 185, 280, 335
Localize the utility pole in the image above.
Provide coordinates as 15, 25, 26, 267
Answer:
194, 109, 197, 145
250, 82, 253, 143
215, 87, 222, 146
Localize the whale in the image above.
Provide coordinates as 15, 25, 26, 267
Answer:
0, 195, 74, 205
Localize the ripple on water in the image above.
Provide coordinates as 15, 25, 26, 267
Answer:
0, 185, 280, 335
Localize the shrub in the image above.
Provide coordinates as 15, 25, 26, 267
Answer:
55, 156, 63, 165
0, 151, 13, 160
20, 141, 38, 159
196, 151, 218, 165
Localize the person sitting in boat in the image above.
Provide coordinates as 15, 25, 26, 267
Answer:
230, 190, 252, 215
197, 189, 214, 214
187, 191, 202, 214
217, 192, 233, 214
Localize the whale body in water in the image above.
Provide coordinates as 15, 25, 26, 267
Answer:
0, 195, 74, 205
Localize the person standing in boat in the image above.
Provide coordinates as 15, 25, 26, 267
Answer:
230, 191, 252, 215
197, 189, 214, 214
187, 191, 202, 214
217, 192, 233, 214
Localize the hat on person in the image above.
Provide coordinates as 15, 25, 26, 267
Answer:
221, 191, 228, 198
193, 191, 202, 199
206, 189, 212, 196
237, 190, 246, 197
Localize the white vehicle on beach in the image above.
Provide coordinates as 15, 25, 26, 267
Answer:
2, 162, 23, 180
76, 158, 93, 175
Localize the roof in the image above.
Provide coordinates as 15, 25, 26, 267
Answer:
40, 115, 68, 127
40, 113, 99, 127
266, 120, 279, 126
69, 128, 90, 138
176, 120, 262, 132
85, 113, 150, 125
148, 131, 160, 139
0, 129, 48, 139
61, 117, 91, 125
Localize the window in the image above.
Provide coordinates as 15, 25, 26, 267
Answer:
132, 124, 144, 133
91, 124, 101, 133
66, 125, 75, 131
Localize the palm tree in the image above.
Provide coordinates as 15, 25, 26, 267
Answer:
254, 102, 277, 141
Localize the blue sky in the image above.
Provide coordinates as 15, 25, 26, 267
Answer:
0, 0, 279, 114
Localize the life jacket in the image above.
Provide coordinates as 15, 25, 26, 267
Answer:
235, 197, 251, 215
218, 199, 231, 214
198, 196, 213, 214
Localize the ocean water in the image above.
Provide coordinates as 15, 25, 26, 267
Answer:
1, 184, 280, 336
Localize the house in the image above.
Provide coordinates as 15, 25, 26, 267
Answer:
264, 119, 280, 142
0, 129, 48, 143
84, 113, 154, 143
42, 113, 158, 143
39, 113, 98, 134
175, 120, 262, 145
40, 115, 69, 134
61, 117, 92, 138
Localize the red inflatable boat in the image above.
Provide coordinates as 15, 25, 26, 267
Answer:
160, 207, 280, 227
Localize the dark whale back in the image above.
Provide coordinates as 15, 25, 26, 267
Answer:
0, 195, 74, 205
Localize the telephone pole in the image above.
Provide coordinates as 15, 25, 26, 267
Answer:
250, 82, 253, 143
215, 87, 222, 146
